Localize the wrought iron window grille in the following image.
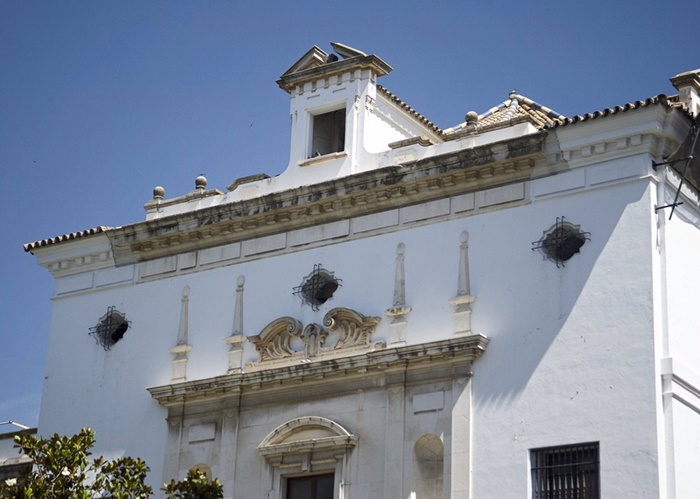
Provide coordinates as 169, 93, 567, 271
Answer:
531, 442, 600, 499
532, 217, 590, 267
293, 264, 342, 311
88, 306, 130, 350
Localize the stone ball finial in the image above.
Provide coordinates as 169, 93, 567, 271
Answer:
236, 275, 245, 287
153, 186, 165, 199
397, 242, 406, 255
195, 175, 207, 190
465, 111, 479, 126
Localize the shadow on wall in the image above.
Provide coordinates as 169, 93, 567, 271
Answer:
471, 181, 652, 409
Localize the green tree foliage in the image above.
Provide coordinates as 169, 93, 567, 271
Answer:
0, 428, 153, 499
0, 428, 224, 498
162, 468, 223, 499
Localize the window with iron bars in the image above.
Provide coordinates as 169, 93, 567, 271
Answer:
530, 442, 599, 499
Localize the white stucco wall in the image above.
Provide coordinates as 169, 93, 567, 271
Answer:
670, 381, 700, 497
663, 205, 700, 365
658, 205, 700, 498
0, 431, 25, 462
36, 150, 671, 497
471, 179, 660, 497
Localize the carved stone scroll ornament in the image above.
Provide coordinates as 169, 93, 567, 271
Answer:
248, 317, 302, 362
301, 323, 328, 358
247, 307, 383, 369
325, 307, 382, 350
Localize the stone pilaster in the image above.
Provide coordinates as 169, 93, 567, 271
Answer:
170, 286, 192, 382
226, 275, 246, 374
449, 231, 476, 336
385, 242, 411, 345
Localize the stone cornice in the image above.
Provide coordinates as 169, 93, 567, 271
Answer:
670, 69, 700, 93
277, 54, 392, 93
30, 234, 116, 277
147, 334, 488, 408
109, 133, 547, 266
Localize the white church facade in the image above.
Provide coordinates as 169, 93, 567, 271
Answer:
24, 44, 700, 498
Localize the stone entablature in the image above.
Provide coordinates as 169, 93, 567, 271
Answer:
37, 180, 527, 293
28, 103, 687, 279
33, 136, 683, 297
108, 133, 546, 265
147, 334, 488, 409
114, 109, 687, 266
37, 147, 671, 294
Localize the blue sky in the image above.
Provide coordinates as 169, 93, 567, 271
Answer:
1, 1, 698, 430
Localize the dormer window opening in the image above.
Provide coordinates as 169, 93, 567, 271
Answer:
311, 108, 346, 157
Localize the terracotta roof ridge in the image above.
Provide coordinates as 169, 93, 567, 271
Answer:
443, 92, 565, 135
545, 94, 676, 129
24, 225, 113, 253
477, 93, 564, 121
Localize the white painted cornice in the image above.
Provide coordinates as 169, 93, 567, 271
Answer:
30, 234, 115, 277
546, 105, 688, 171
148, 334, 489, 409
28, 106, 691, 276
109, 133, 546, 265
